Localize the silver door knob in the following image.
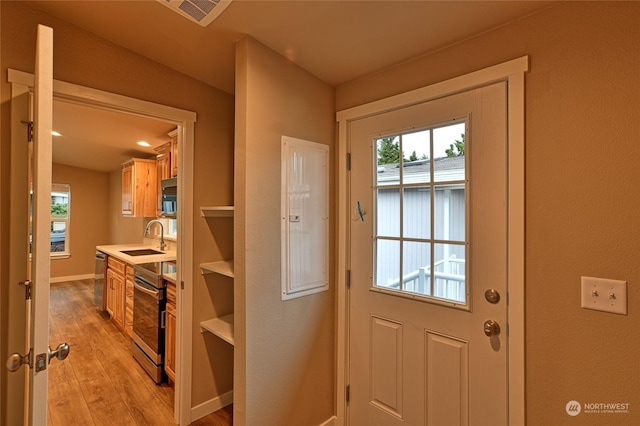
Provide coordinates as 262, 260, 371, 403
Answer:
6, 351, 31, 372
48, 342, 70, 364
483, 320, 500, 336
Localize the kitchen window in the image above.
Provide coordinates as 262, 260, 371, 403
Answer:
51, 183, 70, 257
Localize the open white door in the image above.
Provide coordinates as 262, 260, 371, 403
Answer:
5, 24, 69, 426
28, 23, 55, 426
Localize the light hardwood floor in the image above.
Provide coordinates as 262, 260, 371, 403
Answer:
48, 279, 232, 425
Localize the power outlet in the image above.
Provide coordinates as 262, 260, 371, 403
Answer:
581, 276, 627, 315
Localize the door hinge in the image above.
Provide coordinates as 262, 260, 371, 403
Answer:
346, 384, 350, 403
181, 280, 185, 290
21, 120, 33, 142
20, 280, 32, 300
347, 153, 351, 171
346, 270, 351, 289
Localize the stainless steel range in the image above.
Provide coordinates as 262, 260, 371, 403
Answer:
131, 262, 166, 383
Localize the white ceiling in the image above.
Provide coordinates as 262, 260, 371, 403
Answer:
30, 0, 556, 172
52, 100, 175, 173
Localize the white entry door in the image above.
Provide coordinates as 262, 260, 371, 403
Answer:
349, 82, 508, 425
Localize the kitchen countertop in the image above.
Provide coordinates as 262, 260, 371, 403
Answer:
96, 244, 177, 265
163, 272, 177, 284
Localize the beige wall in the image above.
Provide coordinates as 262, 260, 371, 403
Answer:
235, 37, 336, 425
50, 164, 110, 278
0, 0, 235, 420
337, 2, 640, 425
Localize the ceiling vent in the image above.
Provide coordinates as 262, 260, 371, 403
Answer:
157, 0, 233, 27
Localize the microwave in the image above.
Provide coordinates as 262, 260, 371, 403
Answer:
161, 177, 177, 217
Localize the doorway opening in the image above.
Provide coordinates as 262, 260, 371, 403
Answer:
7, 68, 196, 425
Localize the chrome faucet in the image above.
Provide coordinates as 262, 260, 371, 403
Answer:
144, 219, 166, 251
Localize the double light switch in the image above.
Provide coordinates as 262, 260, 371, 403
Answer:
580, 276, 627, 315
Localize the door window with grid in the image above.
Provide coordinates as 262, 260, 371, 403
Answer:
374, 122, 467, 304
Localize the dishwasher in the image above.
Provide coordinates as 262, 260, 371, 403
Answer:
94, 250, 107, 312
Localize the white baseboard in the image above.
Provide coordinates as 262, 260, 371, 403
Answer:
319, 415, 338, 426
50, 273, 95, 283
190, 395, 335, 425
190, 390, 233, 422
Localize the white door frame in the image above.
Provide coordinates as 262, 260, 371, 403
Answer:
335, 56, 528, 425
7, 68, 196, 426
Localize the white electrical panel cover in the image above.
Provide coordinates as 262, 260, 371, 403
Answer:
281, 136, 329, 300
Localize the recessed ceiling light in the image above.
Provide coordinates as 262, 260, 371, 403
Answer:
51, 131, 62, 137
137, 141, 151, 147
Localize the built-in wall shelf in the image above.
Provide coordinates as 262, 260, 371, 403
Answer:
200, 206, 234, 217
200, 260, 234, 278
200, 314, 235, 345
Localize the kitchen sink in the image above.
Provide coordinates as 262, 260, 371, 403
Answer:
120, 249, 164, 256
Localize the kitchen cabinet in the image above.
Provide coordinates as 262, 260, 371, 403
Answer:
122, 158, 157, 217
156, 144, 171, 180
107, 257, 126, 331
155, 129, 178, 216
164, 279, 177, 382
106, 268, 115, 317
169, 128, 178, 178
155, 145, 171, 217
125, 265, 135, 337
198, 206, 235, 345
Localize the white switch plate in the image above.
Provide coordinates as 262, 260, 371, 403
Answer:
581, 276, 627, 315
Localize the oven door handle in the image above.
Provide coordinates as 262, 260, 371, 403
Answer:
134, 279, 160, 297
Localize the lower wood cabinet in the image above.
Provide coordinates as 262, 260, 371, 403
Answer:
107, 257, 128, 332
164, 279, 177, 382
106, 268, 116, 317
125, 265, 134, 337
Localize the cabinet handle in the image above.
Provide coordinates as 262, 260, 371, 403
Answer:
161, 310, 167, 329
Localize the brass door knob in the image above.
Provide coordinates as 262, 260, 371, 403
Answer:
483, 320, 500, 337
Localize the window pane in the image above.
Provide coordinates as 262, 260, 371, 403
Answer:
51, 221, 66, 253
375, 239, 399, 289
51, 183, 70, 256
371, 121, 468, 307
376, 136, 400, 186
433, 123, 466, 183
402, 241, 431, 295
403, 187, 430, 239
51, 188, 69, 219
402, 129, 431, 184
434, 186, 465, 242
433, 243, 466, 303
376, 188, 400, 237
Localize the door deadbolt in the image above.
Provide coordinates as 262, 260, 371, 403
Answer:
484, 289, 500, 304
483, 320, 500, 337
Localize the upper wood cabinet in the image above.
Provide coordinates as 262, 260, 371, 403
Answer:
155, 129, 178, 216
169, 128, 178, 178
156, 128, 178, 178
122, 158, 157, 217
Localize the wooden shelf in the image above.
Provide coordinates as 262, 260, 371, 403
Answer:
200, 314, 234, 345
200, 206, 234, 217
200, 260, 234, 278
